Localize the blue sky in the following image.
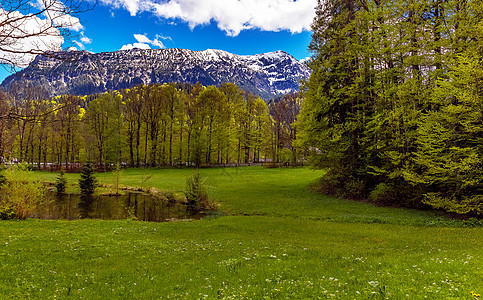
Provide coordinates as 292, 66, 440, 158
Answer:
0, 0, 316, 83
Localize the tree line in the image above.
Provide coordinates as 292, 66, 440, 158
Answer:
0, 82, 302, 168
299, 0, 482, 215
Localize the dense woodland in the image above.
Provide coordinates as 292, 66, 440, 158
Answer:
0, 83, 301, 168
299, 0, 482, 215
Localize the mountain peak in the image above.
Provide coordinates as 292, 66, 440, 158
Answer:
1, 48, 310, 99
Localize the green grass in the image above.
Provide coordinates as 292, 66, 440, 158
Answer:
40, 167, 478, 226
1, 167, 482, 299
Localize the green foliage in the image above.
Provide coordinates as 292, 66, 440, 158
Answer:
184, 171, 210, 210
0, 164, 45, 219
300, 0, 483, 215
279, 148, 293, 166
407, 53, 483, 215
369, 183, 396, 205
85, 92, 124, 167
342, 178, 366, 200
0, 171, 5, 187
0, 82, 299, 173
423, 193, 483, 215
54, 170, 67, 194
0, 205, 17, 220
79, 163, 97, 196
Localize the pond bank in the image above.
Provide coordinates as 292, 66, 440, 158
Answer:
34, 190, 204, 222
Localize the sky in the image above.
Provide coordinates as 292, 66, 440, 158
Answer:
0, 0, 317, 84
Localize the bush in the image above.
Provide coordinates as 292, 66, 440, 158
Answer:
0, 205, 17, 220
279, 148, 293, 166
0, 163, 45, 219
185, 171, 211, 210
310, 169, 345, 196
0, 171, 6, 186
369, 183, 395, 204
311, 169, 367, 200
342, 178, 366, 200
423, 193, 483, 216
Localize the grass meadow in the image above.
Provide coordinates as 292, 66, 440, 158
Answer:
0, 167, 481, 299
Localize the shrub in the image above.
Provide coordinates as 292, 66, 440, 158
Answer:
0, 163, 44, 219
0, 205, 17, 220
369, 183, 395, 204
0, 171, 6, 186
310, 169, 345, 196
369, 180, 424, 208
423, 193, 483, 215
185, 171, 211, 210
342, 178, 366, 200
279, 148, 293, 166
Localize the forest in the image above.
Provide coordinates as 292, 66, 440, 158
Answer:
299, 0, 482, 215
0, 82, 301, 169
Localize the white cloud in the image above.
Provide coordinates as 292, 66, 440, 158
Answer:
34, 0, 84, 32
133, 34, 151, 44
73, 40, 85, 49
99, 0, 317, 36
0, 8, 64, 67
72, 32, 91, 50
156, 34, 173, 42
80, 36, 92, 44
98, 0, 149, 16
80, 32, 92, 44
120, 34, 166, 50
299, 56, 311, 63
50, 12, 84, 32
120, 43, 151, 50
150, 39, 165, 48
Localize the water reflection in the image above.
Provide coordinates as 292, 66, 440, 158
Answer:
34, 191, 204, 222
78, 195, 95, 218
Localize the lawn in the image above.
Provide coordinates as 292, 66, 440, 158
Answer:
0, 167, 481, 299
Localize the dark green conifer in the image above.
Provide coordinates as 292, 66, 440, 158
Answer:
79, 163, 97, 196
55, 170, 67, 194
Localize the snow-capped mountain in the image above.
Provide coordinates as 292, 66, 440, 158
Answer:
1, 48, 310, 99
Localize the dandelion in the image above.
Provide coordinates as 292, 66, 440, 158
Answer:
470, 291, 481, 298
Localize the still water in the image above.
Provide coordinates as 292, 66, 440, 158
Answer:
33, 191, 204, 222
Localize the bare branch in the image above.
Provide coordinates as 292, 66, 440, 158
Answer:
0, 1, 94, 120
0, 0, 95, 69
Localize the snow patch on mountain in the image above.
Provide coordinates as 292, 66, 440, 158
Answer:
1, 48, 310, 99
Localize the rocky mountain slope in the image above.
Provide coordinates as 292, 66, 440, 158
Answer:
1, 48, 310, 99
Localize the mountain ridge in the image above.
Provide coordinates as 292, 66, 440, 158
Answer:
1, 48, 310, 99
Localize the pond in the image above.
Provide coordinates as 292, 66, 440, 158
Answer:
32, 191, 204, 222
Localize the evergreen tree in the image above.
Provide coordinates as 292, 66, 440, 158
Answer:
55, 170, 67, 194
299, 0, 374, 198
79, 163, 97, 196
